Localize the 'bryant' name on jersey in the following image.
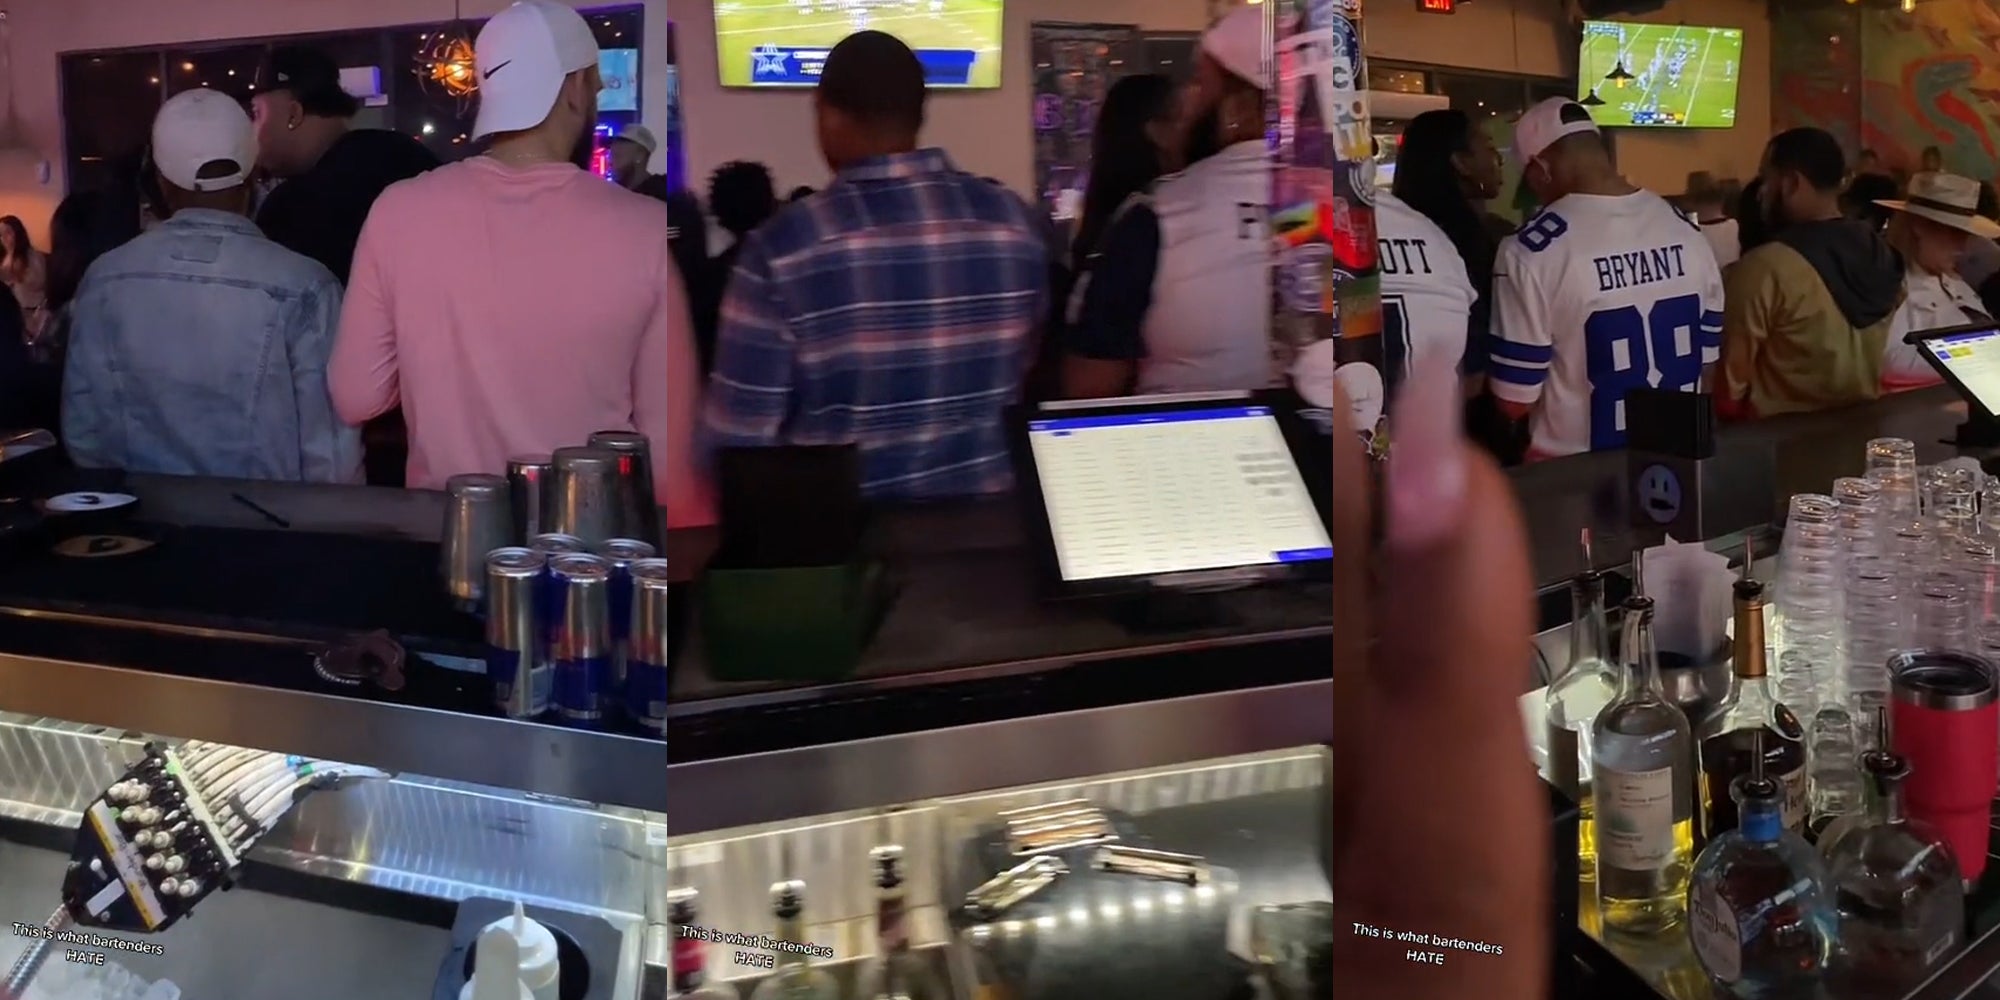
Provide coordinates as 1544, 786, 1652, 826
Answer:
1591, 244, 1692, 293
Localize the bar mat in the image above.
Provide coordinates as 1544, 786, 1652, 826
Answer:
0, 523, 481, 649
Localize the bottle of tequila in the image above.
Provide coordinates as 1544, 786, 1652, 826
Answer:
1592, 595, 1697, 934
855, 845, 945, 1000
1823, 717, 1966, 994
1699, 577, 1808, 842
668, 888, 738, 1000
1546, 547, 1617, 882
747, 879, 838, 1000
1688, 732, 1839, 997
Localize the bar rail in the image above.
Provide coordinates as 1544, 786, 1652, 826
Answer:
0, 651, 669, 813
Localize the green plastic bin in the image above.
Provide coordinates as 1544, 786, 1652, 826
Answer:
697, 559, 893, 683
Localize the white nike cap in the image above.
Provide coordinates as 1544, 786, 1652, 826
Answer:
1202, 5, 1269, 90
472, 0, 601, 141
151, 88, 257, 193
1514, 97, 1600, 164
614, 124, 658, 156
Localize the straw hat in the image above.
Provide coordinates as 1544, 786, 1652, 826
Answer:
1875, 171, 2000, 239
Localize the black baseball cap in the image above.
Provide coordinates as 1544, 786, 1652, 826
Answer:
255, 46, 360, 118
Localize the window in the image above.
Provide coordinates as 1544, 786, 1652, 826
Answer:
60, 51, 160, 195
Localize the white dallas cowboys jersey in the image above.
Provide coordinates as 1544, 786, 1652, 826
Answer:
1139, 141, 1274, 394
1490, 190, 1724, 457
1374, 191, 1476, 380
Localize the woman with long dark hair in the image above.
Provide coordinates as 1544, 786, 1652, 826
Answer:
1028, 73, 1177, 401
1070, 73, 1178, 268
1391, 109, 1519, 460
0, 214, 46, 339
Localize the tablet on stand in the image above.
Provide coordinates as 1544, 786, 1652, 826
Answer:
1912, 321, 2000, 448
1006, 391, 1333, 622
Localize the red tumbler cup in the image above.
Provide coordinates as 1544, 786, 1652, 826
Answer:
1891, 649, 1999, 884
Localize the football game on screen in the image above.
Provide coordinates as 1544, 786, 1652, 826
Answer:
715, 0, 1005, 88
1575, 21, 1742, 129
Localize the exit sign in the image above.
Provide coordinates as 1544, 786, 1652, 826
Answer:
1418, 0, 1456, 12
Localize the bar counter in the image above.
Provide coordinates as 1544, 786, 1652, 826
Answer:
665, 499, 1333, 713
1514, 386, 1973, 590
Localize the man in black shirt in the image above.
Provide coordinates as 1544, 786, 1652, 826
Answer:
608, 124, 710, 312
251, 46, 440, 283
252, 46, 438, 487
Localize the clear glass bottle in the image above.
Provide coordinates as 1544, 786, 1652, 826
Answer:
1546, 559, 1617, 882
1688, 733, 1839, 997
855, 845, 945, 1000
1592, 595, 1697, 934
747, 879, 838, 1000
668, 888, 739, 1000
1823, 727, 1967, 994
1699, 577, 1808, 841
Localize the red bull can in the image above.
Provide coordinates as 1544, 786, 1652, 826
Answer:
528, 533, 586, 657
549, 553, 613, 728
594, 538, 657, 702
484, 547, 549, 719
627, 557, 671, 735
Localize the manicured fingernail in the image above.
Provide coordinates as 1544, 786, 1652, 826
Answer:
1385, 360, 1468, 551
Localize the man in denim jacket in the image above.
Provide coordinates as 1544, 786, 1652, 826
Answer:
62, 88, 359, 482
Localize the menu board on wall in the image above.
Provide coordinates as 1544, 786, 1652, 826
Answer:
1029, 22, 1144, 245
1273, 0, 1380, 448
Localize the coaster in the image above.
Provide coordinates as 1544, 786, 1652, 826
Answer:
54, 534, 156, 558
43, 492, 139, 514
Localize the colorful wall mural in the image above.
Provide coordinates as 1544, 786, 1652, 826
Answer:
1774, 0, 2000, 180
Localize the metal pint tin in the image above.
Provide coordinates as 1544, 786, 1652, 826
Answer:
549, 553, 614, 728
484, 547, 549, 719
627, 558, 672, 735
594, 538, 657, 698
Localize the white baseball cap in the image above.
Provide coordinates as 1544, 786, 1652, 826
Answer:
614, 124, 658, 156
1202, 5, 1268, 91
151, 88, 257, 193
1514, 97, 1601, 164
472, 0, 601, 141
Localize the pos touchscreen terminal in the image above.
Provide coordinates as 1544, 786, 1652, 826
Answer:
1914, 321, 2000, 447
1007, 392, 1333, 600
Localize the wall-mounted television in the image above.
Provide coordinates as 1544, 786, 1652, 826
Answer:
1575, 20, 1740, 128
715, 0, 1004, 89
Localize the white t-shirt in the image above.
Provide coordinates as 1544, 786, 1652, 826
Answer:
1884, 266, 1989, 390
1374, 191, 1477, 380
1490, 190, 1726, 457
1699, 217, 1740, 269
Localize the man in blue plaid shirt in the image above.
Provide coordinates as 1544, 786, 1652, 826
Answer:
700, 31, 1050, 500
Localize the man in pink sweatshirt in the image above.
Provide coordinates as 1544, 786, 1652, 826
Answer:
329, 0, 714, 528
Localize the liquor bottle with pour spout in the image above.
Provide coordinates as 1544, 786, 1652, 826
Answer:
1546, 529, 1618, 883
667, 888, 737, 1000
1688, 730, 1838, 997
748, 879, 838, 1000
1699, 556, 1808, 842
855, 844, 946, 1000
1822, 708, 1966, 994
1592, 593, 1697, 933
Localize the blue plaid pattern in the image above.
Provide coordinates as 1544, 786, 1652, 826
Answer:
700, 149, 1049, 500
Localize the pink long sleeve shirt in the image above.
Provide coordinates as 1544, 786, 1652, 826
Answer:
329, 157, 715, 528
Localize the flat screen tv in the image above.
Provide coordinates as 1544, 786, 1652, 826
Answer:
1576, 20, 1741, 128
715, 0, 1004, 89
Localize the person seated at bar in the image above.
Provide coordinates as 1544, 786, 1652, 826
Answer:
700, 31, 1047, 501
330, 0, 713, 527
62, 89, 359, 482
1879, 172, 1996, 393
1682, 171, 1739, 268
1486, 98, 1724, 460
1716, 128, 1902, 420
1058, 5, 1269, 400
